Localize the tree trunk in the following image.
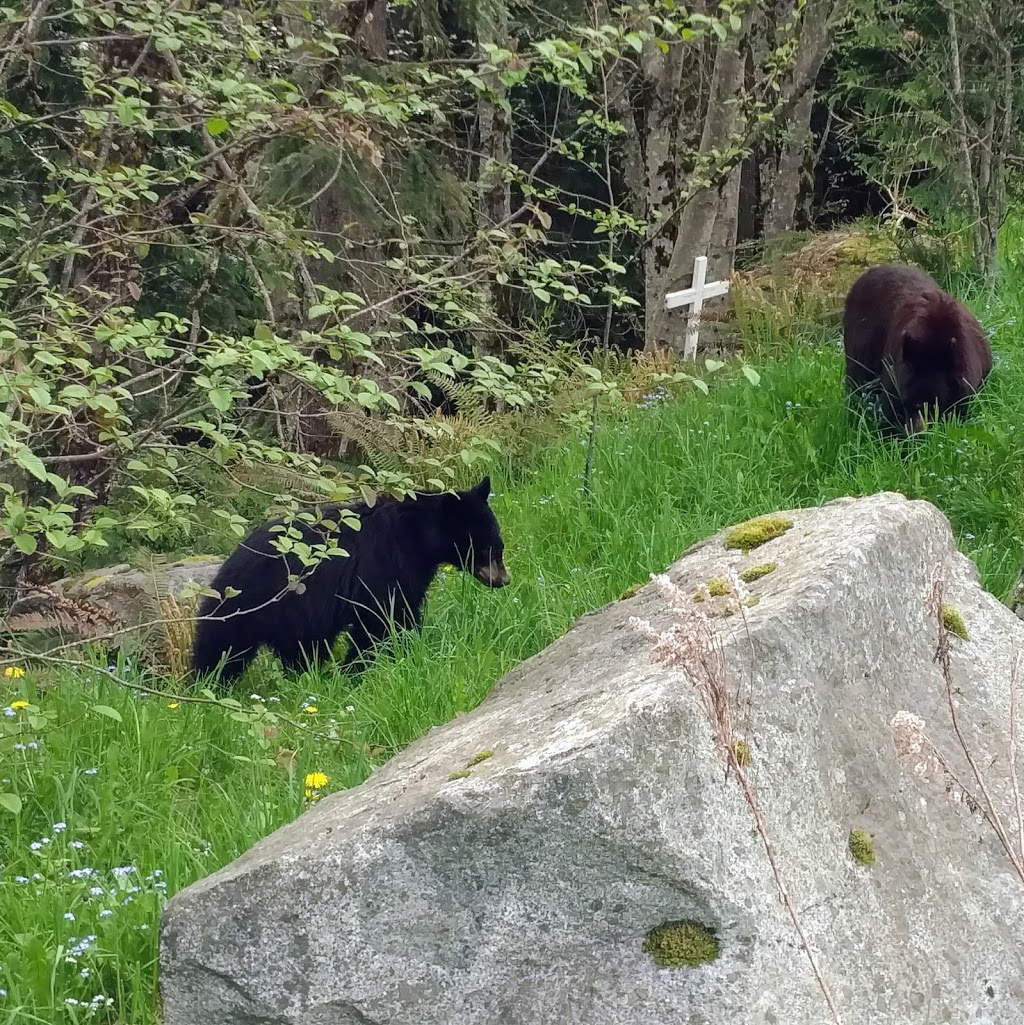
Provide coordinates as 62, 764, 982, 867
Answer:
646, 18, 749, 352
991, 45, 1013, 257
639, 0, 851, 352
763, 0, 843, 239
474, 6, 512, 353
710, 164, 743, 276
944, 2, 989, 277
763, 86, 814, 238
641, 37, 688, 352
979, 18, 1014, 280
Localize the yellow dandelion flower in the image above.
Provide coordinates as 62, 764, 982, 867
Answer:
3, 667, 26, 679
10, 700, 29, 710
303, 704, 318, 714
167, 702, 180, 710
304, 771, 328, 790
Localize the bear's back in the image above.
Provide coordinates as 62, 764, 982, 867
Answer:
843, 264, 945, 384
201, 500, 387, 612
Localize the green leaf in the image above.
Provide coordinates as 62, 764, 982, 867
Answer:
91, 704, 123, 722
15, 448, 47, 482
0, 793, 21, 815
207, 117, 229, 136
704, 359, 726, 372
208, 388, 233, 412
0, 98, 25, 121
692, 379, 710, 395
13, 534, 37, 555
741, 365, 761, 386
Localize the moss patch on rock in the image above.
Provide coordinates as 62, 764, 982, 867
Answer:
706, 577, 730, 597
466, 750, 494, 767
941, 603, 969, 641
447, 769, 473, 781
739, 562, 777, 583
848, 828, 876, 866
642, 920, 720, 968
730, 740, 752, 767
724, 515, 793, 553
620, 582, 644, 601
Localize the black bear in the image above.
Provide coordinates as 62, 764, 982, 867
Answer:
190, 476, 509, 683
842, 263, 992, 434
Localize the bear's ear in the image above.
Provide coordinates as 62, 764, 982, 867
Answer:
471, 476, 492, 501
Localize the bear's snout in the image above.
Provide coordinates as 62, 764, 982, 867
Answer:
475, 560, 510, 588
905, 412, 926, 435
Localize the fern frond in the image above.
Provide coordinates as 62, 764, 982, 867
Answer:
232, 462, 335, 502
4, 612, 113, 640
8, 583, 121, 634
422, 371, 489, 418
151, 592, 198, 677
324, 409, 409, 476
507, 332, 589, 383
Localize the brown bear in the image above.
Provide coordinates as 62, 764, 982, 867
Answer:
842, 263, 992, 434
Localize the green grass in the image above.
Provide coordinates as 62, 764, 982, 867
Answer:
3, 236, 1024, 1022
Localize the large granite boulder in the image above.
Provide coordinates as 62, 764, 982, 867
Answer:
160, 492, 1024, 1024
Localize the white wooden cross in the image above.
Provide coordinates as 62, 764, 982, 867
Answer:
665, 255, 731, 361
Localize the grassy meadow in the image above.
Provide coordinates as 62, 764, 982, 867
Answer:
3, 234, 1024, 1022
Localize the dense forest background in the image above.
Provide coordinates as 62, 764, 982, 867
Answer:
1, 0, 1022, 607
